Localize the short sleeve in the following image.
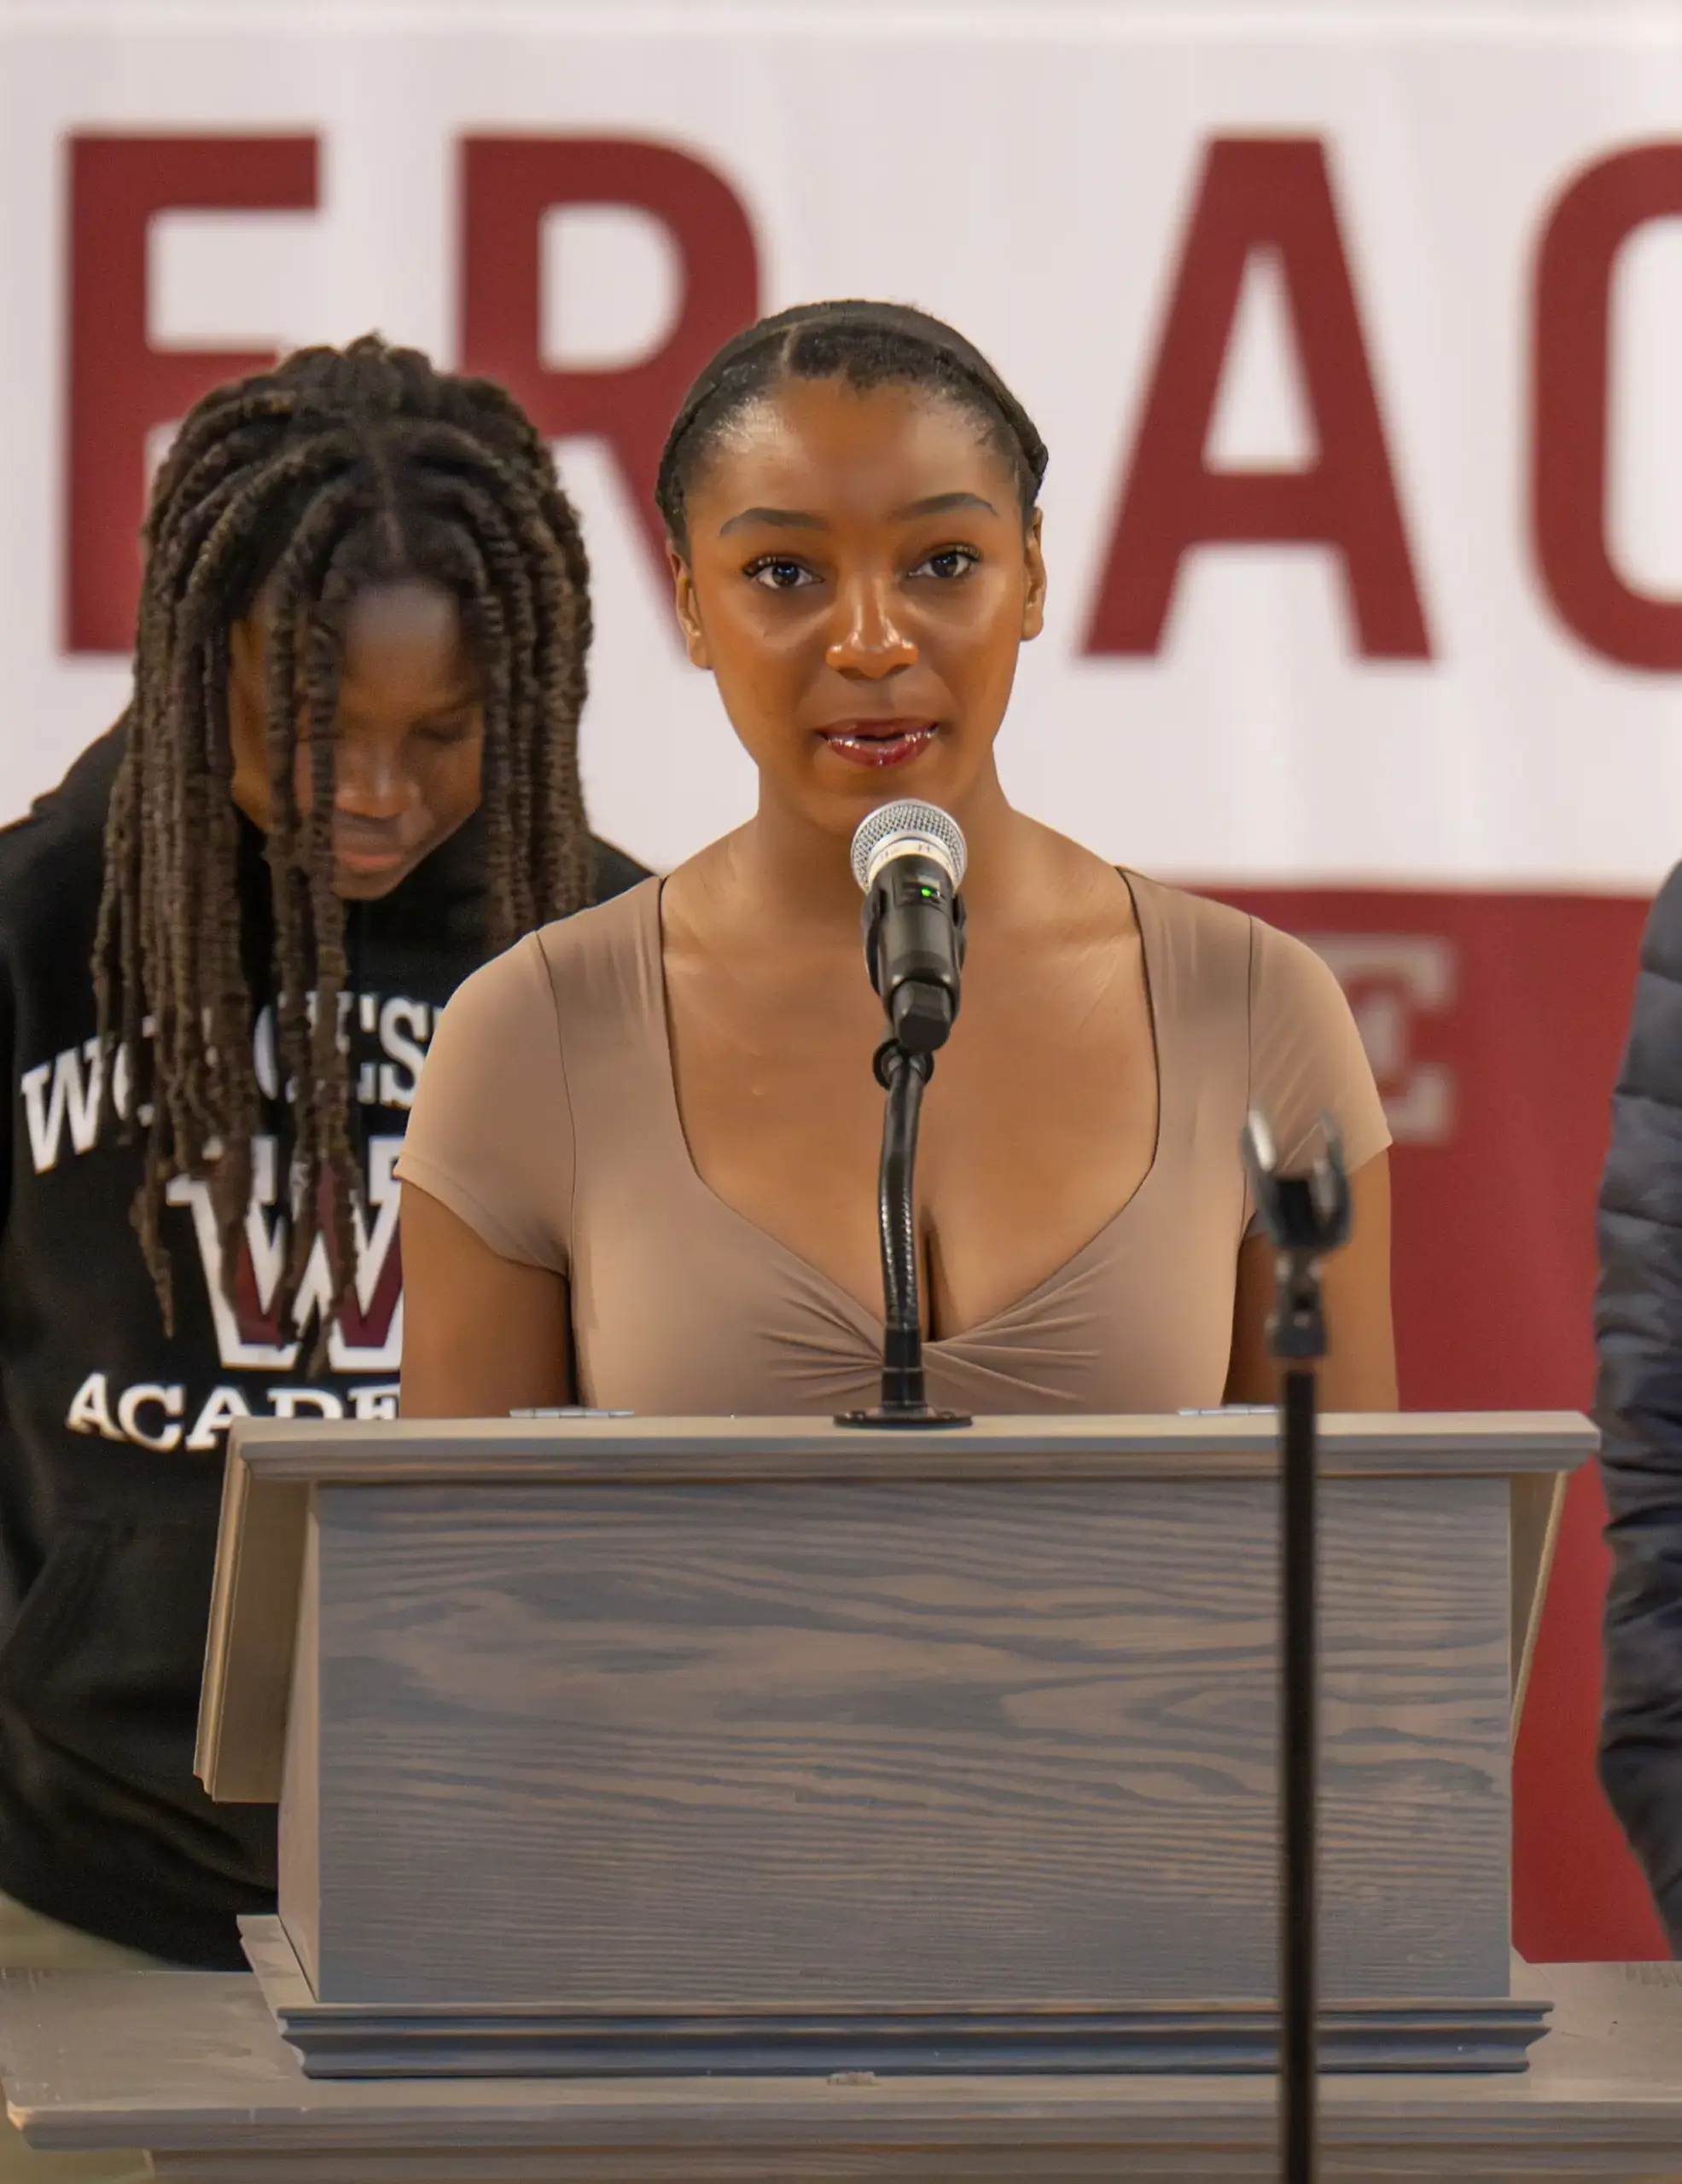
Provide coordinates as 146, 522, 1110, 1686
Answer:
1243, 919, 1390, 1232
397, 933, 573, 1273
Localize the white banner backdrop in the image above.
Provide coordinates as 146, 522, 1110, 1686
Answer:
1, 0, 1677, 1966
2, 0, 1682, 886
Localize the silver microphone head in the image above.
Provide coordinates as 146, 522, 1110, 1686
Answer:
849, 800, 969, 893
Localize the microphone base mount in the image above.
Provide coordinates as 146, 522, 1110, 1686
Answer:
835, 1404, 972, 1431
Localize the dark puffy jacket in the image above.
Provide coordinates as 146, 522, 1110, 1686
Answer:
1598, 861, 1682, 1951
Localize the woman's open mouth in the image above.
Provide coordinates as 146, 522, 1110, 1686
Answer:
817, 719, 938, 769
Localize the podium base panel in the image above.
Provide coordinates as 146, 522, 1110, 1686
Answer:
242, 1920, 1550, 2082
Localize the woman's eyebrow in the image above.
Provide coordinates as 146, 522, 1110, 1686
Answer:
718, 491, 998, 538
719, 506, 825, 536
897, 491, 998, 519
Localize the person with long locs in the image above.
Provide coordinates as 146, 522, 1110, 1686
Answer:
398, 300, 1397, 1424
0, 336, 644, 2089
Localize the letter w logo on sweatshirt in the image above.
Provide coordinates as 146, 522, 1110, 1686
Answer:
22, 1040, 104, 1171
166, 1136, 404, 1372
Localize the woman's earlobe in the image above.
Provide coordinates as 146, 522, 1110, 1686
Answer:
667, 549, 712, 670
1022, 510, 1049, 641
680, 609, 712, 671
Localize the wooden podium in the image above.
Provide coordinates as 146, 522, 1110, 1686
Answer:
190, 1409, 1583, 2080
13, 1406, 1682, 2179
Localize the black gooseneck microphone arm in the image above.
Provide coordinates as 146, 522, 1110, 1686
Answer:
836, 861, 969, 1432
875, 1041, 934, 1414
1240, 1112, 1352, 2184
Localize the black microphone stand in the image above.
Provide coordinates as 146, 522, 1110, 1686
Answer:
1240, 1113, 1351, 2184
836, 1036, 970, 1430
836, 839, 970, 1432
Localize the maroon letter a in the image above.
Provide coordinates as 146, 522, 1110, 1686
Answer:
1084, 136, 1430, 660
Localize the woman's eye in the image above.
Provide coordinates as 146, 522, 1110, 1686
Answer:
911, 546, 980, 581
746, 557, 817, 592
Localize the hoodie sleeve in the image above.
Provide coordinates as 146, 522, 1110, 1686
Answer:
1596, 860, 1682, 1949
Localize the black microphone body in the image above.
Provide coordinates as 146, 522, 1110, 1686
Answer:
852, 801, 969, 1055
864, 854, 966, 1053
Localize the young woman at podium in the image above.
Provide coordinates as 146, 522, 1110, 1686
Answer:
400, 302, 1397, 1421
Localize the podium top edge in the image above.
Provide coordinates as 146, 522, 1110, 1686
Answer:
197, 1408, 1595, 1801
226, 1410, 1597, 1482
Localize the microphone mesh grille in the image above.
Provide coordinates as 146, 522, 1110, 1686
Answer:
849, 800, 969, 892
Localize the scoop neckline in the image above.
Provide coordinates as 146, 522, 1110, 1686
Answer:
635, 867, 1167, 1344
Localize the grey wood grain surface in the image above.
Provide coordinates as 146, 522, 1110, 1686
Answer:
227, 1410, 1599, 1482
278, 1514, 322, 1994
1510, 1473, 1567, 1731
198, 1414, 1593, 1804
239, 1914, 1551, 2077
291, 1474, 1510, 2008
196, 1453, 308, 1798
2, 1961, 1679, 2181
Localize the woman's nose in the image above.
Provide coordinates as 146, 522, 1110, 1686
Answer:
331, 740, 410, 820
825, 575, 917, 679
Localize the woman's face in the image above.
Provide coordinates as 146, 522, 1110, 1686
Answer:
670, 376, 1045, 839
227, 578, 486, 901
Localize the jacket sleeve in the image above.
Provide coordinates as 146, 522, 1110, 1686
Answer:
1597, 859, 1682, 1950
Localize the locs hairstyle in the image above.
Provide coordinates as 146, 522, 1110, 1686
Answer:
655, 299, 1050, 549
96, 334, 594, 1338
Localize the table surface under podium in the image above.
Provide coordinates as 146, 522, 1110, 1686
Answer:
2, 1960, 1680, 2181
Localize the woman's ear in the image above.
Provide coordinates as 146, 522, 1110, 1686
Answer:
667, 542, 711, 670
1021, 508, 1047, 642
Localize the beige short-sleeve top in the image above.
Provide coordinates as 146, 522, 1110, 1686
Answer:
398, 874, 1389, 1417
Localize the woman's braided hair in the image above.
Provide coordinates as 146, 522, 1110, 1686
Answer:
96, 333, 594, 1340
655, 299, 1049, 547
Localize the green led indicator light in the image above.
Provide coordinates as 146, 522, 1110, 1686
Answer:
918, 884, 940, 899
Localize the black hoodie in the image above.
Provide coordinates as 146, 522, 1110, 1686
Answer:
0, 727, 647, 1967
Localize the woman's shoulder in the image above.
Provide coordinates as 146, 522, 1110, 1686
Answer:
1120, 868, 1255, 1008
1123, 870, 1387, 1166
526, 873, 660, 1004
1123, 869, 1251, 949
1122, 870, 1339, 1007
434, 875, 658, 1038
532, 874, 657, 945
